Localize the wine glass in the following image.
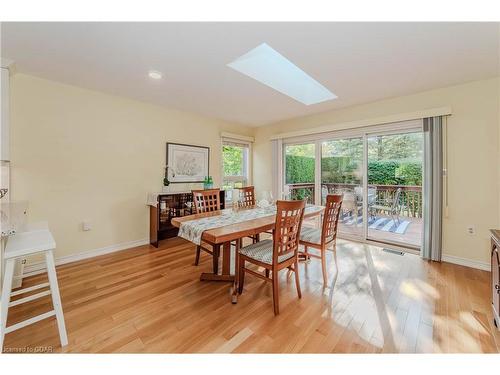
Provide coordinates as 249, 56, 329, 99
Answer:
258, 191, 274, 209
268, 191, 275, 206
232, 188, 241, 210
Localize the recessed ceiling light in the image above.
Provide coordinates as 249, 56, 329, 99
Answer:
228, 43, 337, 105
148, 70, 162, 80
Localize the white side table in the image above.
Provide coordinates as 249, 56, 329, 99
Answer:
0, 229, 68, 350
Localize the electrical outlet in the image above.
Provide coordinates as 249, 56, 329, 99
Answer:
82, 221, 92, 231
467, 226, 475, 235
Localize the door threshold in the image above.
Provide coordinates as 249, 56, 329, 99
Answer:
337, 234, 420, 255
366, 239, 420, 255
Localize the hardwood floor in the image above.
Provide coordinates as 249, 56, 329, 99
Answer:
2, 237, 499, 353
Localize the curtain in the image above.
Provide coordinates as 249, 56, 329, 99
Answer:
271, 139, 283, 200
422, 116, 443, 261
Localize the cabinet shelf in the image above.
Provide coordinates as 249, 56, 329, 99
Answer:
149, 190, 225, 248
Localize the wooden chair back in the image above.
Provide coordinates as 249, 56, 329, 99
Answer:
321, 194, 343, 245
236, 186, 256, 207
192, 189, 221, 214
273, 200, 306, 264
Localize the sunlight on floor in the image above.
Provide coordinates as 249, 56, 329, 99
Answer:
327, 240, 437, 352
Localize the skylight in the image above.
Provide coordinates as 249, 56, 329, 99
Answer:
227, 43, 337, 106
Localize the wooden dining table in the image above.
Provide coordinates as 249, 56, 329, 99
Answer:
171, 204, 324, 303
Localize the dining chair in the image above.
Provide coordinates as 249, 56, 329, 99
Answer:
235, 186, 263, 244
192, 189, 221, 272
237, 199, 305, 315
193, 188, 221, 213
236, 186, 256, 207
299, 194, 343, 285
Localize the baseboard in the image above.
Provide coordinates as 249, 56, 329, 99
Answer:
442, 254, 490, 271
23, 238, 150, 277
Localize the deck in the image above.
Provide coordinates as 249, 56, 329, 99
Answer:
292, 182, 423, 248
337, 214, 422, 248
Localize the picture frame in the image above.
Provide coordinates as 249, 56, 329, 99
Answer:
166, 142, 210, 183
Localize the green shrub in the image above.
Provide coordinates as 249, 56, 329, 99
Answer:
285, 155, 315, 184
285, 155, 422, 186
321, 156, 361, 184
395, 162, 422, 185
367, 160, 422, 186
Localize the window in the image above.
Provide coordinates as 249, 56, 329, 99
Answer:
222, 138, 250, 203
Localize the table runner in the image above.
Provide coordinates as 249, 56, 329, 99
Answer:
178, 205, 323, 245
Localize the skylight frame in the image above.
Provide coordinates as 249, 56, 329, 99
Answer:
227, 43, 337, 106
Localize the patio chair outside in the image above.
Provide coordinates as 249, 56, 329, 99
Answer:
370, 187, 403, 224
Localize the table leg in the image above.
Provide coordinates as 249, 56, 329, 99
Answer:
213, 243, 220, 274
222, 241, 231, 275
231, 240, 240, 304
200, 241, 235, 282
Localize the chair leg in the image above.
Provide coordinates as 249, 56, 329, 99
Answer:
294, 261, 302, 299
321, 248, 328, 286
265, 269, 270, 278
255, 234, 260, 243
0, 258, 15, 351
194, 245, 201, 266
238, 257, 245, 294
45, 250, 68, 347
272, 270, 280, 315
304, 246, 311, 261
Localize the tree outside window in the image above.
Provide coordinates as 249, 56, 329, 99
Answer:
222, 140, 249, 202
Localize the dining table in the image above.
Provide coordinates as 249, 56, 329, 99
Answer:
171, 204, 324, 303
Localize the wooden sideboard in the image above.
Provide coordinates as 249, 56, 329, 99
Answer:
149, 190, 225, 247
491, 229, 500, 330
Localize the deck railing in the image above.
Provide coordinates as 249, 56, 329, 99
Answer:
286, 182, 422, 218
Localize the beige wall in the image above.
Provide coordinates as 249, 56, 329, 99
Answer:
10, 73, 500, 268
254, 77, 500, 265
10, 74, 253, 260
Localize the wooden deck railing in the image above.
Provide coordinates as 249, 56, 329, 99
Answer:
286, 182, 422, 218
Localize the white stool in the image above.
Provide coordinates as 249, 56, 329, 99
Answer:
1, 230, 68, 349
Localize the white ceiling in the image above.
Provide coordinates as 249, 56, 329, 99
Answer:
2, 22, 499, 126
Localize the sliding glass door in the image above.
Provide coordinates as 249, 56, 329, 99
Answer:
366, 131, 423, 248
281, 121, 424, 251
321, 137, 364, 239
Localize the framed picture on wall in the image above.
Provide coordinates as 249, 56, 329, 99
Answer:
166, 142, 210, 183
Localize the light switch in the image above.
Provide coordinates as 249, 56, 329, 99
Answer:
82, 221, 92, 231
